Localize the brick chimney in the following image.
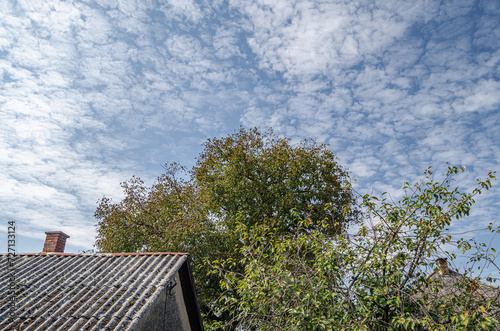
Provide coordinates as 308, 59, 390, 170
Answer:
43, 231, 70, 253
436, 257, 450, 275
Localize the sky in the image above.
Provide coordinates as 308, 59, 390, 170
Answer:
1, 0, 499, 276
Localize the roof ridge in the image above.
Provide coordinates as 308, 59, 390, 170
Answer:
0, 252, 188, 256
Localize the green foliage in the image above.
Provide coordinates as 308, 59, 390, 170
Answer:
94, 163, 238, 323
210, 166, 499, 330
95, 127, 498, 330
95, 163, 207, 253
193, 127, 358, 235
94, 128, 357, 326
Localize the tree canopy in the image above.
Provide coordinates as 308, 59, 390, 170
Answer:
192, 127, 357, 235
210, 166, 499, 330
94, 127, 357, 325
94, 128, 499, 330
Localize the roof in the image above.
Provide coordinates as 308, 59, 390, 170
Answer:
0, 252, 203, 330
413, 268, 500, 327
420, 270, 500, 303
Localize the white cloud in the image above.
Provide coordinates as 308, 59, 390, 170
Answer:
213, 27, 244, 59
0, 0, 498, 261
160, 0, 204, 24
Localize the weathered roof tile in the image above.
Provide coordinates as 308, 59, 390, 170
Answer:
0, 253, 191, 330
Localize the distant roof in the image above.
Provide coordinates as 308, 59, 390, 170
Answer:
420, 270, 500, 303
0, 252, 202, 330
412, 268, 500, 325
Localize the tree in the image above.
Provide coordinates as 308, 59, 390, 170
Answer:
95, 163, 207, 253
94, 163, 237, 323
193, 127, 358, 235
94, 128, 358, 326
211, 166, 499, 330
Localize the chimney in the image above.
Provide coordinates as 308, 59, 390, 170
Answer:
43, 231, 70, 253
436, 258, 450, 275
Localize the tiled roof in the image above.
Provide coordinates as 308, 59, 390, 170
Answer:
413, 268, 500, 327
420, 270, 500, 304
0, 252, 192, 330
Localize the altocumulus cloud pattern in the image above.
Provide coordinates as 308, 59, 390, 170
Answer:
0, 0, 499, 257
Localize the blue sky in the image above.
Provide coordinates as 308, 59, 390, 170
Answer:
1, 0, 499, 275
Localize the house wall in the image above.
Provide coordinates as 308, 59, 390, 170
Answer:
136, 271, 191, 331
